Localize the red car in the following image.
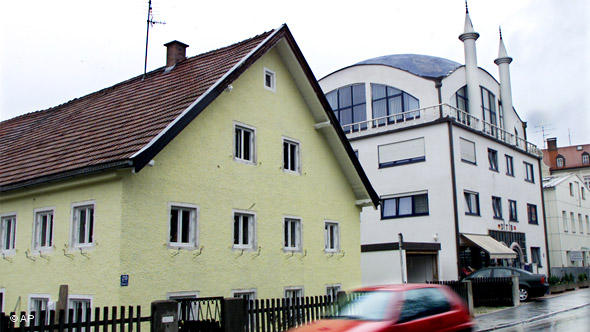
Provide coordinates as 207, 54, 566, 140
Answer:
288, 284, 474, 332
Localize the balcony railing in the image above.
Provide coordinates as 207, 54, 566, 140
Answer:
341, 104, 542, 157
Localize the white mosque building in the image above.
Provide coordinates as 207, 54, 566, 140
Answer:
319, 7, 548, 283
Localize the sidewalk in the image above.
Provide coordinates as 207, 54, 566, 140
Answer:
474, 288, 590, 331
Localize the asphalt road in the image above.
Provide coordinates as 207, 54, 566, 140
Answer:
492, 305, 590, 331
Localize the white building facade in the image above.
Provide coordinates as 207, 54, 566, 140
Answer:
543, 174, 590, 269
319, 9, 549, 283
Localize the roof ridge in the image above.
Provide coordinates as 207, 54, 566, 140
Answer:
0, 29, 274, 126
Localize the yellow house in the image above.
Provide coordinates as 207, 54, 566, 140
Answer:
0, 25, 378, 314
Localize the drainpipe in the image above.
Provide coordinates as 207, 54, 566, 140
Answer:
399, 233, 406, 283
447, 121, 462, 279
436, 79, 443, 118
538, 158, 551, 277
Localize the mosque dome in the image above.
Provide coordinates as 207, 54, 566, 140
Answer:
355, 54, 462, 79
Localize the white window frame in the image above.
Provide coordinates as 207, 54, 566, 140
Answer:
282, 137, 301, 174
459, 138, 476, 164
231, 289, 257, 301
283, 217, 302, 251
168, 203, 199, 249
284, 287, 304, 299
234, 122, 256, 164
324, 221, 340, 253
70, 201, 95, 248
1, 213, 17, 255
32, 208, 55, 252
326, 284, 342, 301
67, 295, 92, 323
263, 68, 276, 92
232, 210, 256, 250
28, 294, 51, 325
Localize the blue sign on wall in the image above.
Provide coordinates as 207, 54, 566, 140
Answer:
120, 274, 129, 287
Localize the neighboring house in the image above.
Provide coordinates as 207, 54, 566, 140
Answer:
319, 8, 548, 284
0, 25, 378, 314
542, 137, 590, 189
543, 173, 590, 270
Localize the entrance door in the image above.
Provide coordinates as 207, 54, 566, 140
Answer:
406, 253, 438, 282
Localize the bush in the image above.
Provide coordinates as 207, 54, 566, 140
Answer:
549, 276, 560, 285
578, 273, 588, 282
561, 273, 575, 283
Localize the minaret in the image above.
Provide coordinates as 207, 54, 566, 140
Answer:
458, 2, 480, 115
494, 27, 513, 127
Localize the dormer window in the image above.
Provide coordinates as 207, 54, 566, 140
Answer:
556, 155, 565, 168
582, 152, 589, 165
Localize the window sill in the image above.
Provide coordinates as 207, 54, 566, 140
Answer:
381, 213, 429, 220
465, 212, 480, 217
324, 249, 340, 254
232, 245, 255, 251
461, 159, 477, 166
283, 247, 303, 253
506, 173, 515, 177
525, 179, 535, 184
234, 158, 256, 166
528, 222, 539, 225
489, 168, 499, 173
493, 217, 504, 221
168, 243, 198, 250
282, 169, 301, 175
379, 157, 425, 169
509, 219, 518, 223
0, 250, 16, 257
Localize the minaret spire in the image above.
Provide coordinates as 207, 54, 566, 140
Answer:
495, 28, 514, 129
459, 1, 480, 115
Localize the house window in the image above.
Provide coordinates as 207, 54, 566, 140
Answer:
169, 205, 197, 247
283, 139, 300, 173
505, 155, 514, 176
570, 212, 576, 233
233, 212, 255, 249
454, 85, 468, 112
72, 204, 94, 247
582, 153, 589, 165
492, 197, 503, 220
481, 87, 498, 126
527, 204, 538, 225
234, 124, 255, 163
556, 156, 565, 168
585, 176, 590, 190
326, 285, 342, 301
569, 183, 574, 196
378, 137, 425, 168
524, 162, 535, 183
371, 83, 420, 126
264, 68, 275, 91
459, 138, 476, 164
232, 290, 256, 301
284, 218, 302, 251
464, 191, 480, 216
586, 216, 589, 235
284, 287, 303, 299
325, 84, 367, 132
488, 149, 498, 172
29, 295, 50, 325
509, 200, 518, 222
167, 292, 199, 320
68, 297, 92, 324
531, 247, 542, 267
582, 187, 586, 200
33, 210, 54, 251
324, 222, 340, 252
1, 215, 16, 252
579, 214, 583, 235
563, 211, 568, 232
381, 193, 429, 219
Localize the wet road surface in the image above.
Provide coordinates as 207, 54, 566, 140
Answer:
492, 305, 590, 331
475, 288, 590, 331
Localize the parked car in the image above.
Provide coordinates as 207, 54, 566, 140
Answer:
462, 266, 549, 301
288, 284, 474, 332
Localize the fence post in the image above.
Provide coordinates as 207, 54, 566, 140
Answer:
222, 298, 246, 332
511, 275, 520, 306
462, 280, 474, 317
150, 301, 178, 332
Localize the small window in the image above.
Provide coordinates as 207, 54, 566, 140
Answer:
556, 156, 565, 168
509, 200, 518, 222
524, 162, 535, 183
571, 212, 576, 233
232, 290, 256, 301
264, 68, 275, 91
283, 139, 300, 173
582, 153, 589, 165
68, 297, 92, 325
586, 215, 589, 235
531, 247, 542, 267
33, 210, 54, 251
459, 138, 476, 164
464, 191, 480, 216
527, 204, 538, 225
29, 295, 50, 326
492, 196, 503, 220
488, 149, 498, 172
1, 215, 16, 252
378, 138, 425, 168
233, 212, 255, 249
563, 211, 568, 232
324, 222, 340, 252
326, 285, 342, 301
72, 204, 94, 247
582, 187, 586, 200
284, 287, 303, 299
169, 205, 198, 247
505, 155, 514, 176
381, 193, 429, 219
579, 214, 583, 235
234, 124, 255, 163
284, 218, 302, 251
569, 183, 574, 196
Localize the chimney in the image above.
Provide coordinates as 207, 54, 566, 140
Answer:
164, 40, 189, 68
547, 137, 557, 151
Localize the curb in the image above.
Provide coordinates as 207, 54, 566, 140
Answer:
475, 302, 590, 332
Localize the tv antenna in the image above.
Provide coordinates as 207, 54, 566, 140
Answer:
143, 0, 166, 79
534, 124, 553, 148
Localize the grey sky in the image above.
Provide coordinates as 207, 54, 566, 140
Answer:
1, 0, 588, 148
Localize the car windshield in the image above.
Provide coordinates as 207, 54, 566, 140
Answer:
330, 291, 395, 321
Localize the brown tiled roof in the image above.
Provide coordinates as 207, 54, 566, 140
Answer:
0, 29, 274, 189
542, 144, 590, 171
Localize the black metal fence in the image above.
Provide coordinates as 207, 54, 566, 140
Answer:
470, 277, 513, 306
427, 280, 469, 303
244, 296, 336, 332
0, 306, 150, 332
175, 297, 223, 332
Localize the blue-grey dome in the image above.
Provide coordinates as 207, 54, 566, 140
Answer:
356, 54, 462, 78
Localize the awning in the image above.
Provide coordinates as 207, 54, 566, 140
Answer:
461, 233, 517, 259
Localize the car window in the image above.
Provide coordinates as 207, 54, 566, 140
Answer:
471, 269, 492, 278
494, 268, 513, 277
397, 288, 451, 324
333, 291, 395, 321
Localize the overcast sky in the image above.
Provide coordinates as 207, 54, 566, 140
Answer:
1, 0, 588, 148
